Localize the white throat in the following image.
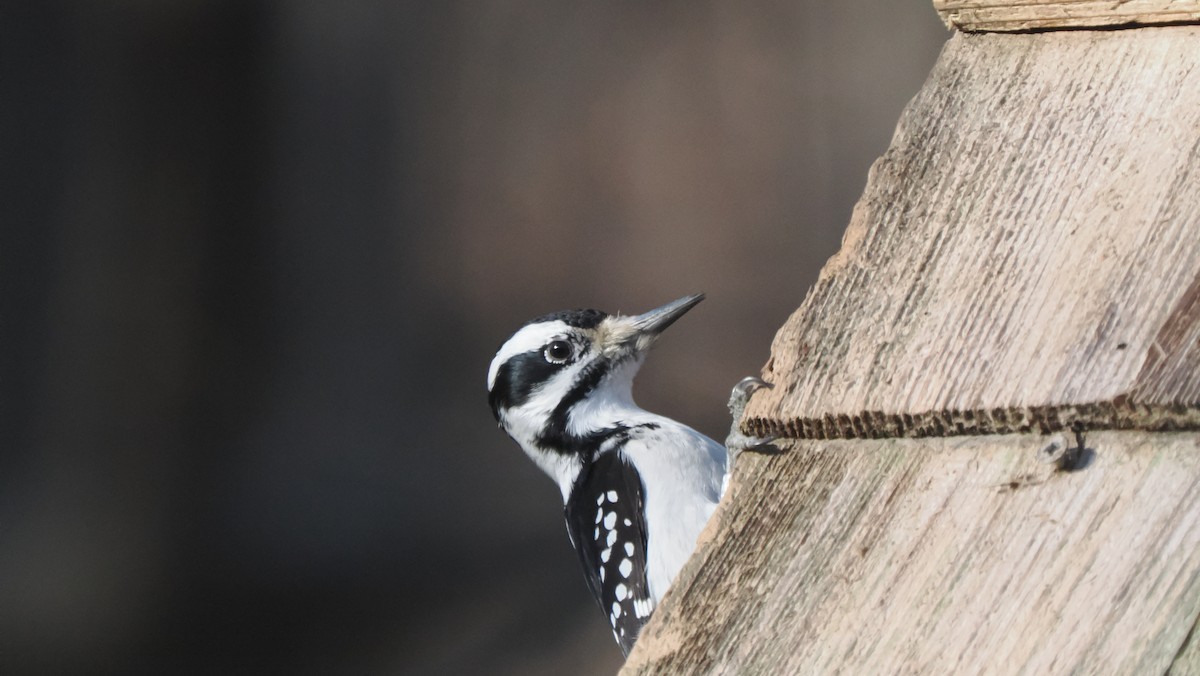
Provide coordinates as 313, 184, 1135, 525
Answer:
500, 359, 646, 502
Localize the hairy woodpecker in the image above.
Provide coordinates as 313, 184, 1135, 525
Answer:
487, 293, 770, 656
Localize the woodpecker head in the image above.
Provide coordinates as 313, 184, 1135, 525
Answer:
487, 294, 704, 493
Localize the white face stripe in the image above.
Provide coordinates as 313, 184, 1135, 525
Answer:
487, 320, 571, 391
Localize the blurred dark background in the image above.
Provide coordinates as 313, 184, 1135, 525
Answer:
1, 3, 945, 674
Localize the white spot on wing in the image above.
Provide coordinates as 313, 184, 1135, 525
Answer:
612, 601, 622, 618
601, 548, 611, 563
619, 558, 633, 578
624, 541, 634, 556
607, 530, 617, 547
615, 583, 628, 600
606, 490, 618, 502
603, 512, 617, 529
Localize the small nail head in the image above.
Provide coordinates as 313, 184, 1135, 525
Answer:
1038, 433, 1068, 465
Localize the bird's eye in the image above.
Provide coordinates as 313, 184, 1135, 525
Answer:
544, 340, 574, 363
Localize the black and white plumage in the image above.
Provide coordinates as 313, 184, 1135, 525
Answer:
564, 448, 653, 648
487, 294, 728, 656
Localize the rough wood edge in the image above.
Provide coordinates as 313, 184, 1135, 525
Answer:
932, 0, 1200, 31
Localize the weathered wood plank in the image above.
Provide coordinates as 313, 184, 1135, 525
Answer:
625, 25, 1200, 674
742, 27, 1200, 443
625, 432, 1200, 673
934, 0, 1200, 31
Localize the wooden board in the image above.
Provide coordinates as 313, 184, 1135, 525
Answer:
625, 432, 1200, 673
934, 0, 1200, 31
741, 26, 1200, 443
624, 26, 1200, 674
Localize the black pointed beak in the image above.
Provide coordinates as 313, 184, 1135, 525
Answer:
628, 293, 705, 337
602, 293, 705, 357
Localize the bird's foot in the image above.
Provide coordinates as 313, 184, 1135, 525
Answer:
725, 376, 776, 464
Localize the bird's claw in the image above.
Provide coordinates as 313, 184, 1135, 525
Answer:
725, 376, 776, 463
728, 376, 773, 416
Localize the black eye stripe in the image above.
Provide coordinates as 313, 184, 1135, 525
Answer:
488, 346, 576, 420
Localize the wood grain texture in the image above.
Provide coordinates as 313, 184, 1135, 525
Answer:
626, 432, 1200, 673
624, 26, 1200, 674
742, 27, 1200, 442
934, 0, 1200, 31
1171, 622, 1200, 675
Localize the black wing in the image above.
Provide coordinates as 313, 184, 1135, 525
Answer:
564, 449, 654, 656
